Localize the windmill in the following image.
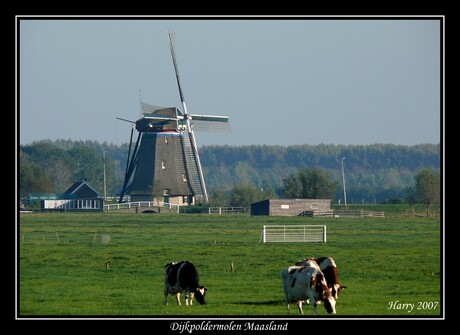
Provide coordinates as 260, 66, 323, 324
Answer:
117, 31, 230, 206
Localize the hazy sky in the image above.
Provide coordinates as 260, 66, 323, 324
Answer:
18, 16, 442, 147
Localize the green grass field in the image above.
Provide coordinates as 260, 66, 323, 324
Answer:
18, 210, 443, 319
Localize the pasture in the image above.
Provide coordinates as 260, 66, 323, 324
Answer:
17, 211, 442, 318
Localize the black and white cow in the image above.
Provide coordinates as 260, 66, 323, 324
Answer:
281, 265, 336, 315
295, 257, 347, 301
164, 261, 207, 305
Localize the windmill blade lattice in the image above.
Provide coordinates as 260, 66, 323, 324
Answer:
168, 30, 209, 202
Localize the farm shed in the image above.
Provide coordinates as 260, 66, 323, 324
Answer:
250, 198, 332, 216
41, 181, 103, 212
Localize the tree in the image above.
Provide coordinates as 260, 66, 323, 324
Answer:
19, 140, 441, 204
404, 186, 417, 206
283, 168, 338, 200
19, 161, 53, 197
152, 179, 164, 205
282, 173, 302, 198
208, 186, 231, 207
229, 183, 264, 208
45, 157, 73, 193
415, 168, 440, 217
69, 146, 104, 192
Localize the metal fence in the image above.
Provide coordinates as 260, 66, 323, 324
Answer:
104, 201, 179, 213
333, 209, 385, 217
206, 207, 246, 214
262, 225, 327, 243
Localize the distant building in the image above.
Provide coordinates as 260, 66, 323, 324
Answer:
41, 181, 103, 212
61, 181, 99, 199
250, 198, 332, 216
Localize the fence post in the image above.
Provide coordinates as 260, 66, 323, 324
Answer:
323, 225, 327, 243
263, 225, 266, 243
219, 207, 222, 215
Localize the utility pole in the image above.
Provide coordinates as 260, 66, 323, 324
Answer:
103, 151, 107, 202
341, 157, 347, 207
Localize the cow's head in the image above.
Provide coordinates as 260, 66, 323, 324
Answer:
194, 286, 208, 305
321, 292, 337, 314
313, 273, 336, 314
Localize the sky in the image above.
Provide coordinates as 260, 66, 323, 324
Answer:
18, 16, 443, 147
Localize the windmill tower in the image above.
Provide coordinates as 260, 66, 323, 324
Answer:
118, 31, 230, 206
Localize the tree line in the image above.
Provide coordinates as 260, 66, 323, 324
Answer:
19, 140, 440, 206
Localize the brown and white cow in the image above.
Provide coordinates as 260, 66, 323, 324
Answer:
164, 261, 207, 305
281, 265, 336, 315
295, 257, 347, 301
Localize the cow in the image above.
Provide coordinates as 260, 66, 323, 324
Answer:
281, 265, 336, 315
164, 261, 207, 306
295, 257, 347, 301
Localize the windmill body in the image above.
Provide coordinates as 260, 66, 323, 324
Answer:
118, 32, 229, 206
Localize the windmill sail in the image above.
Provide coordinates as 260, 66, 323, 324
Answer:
190, 114, 231, 133
168, 30, 209, 203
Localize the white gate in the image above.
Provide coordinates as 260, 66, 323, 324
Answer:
262, 225, 326, 243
